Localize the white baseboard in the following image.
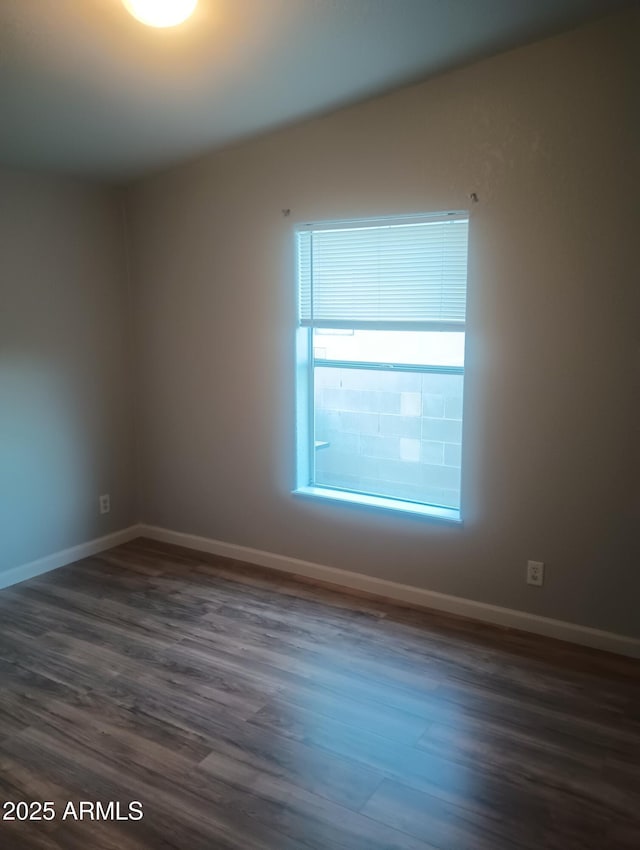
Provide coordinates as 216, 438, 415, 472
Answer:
139, 524, 640, 659
0, 526, 141, 591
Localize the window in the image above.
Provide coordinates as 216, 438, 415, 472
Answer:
294, 212, 469, 522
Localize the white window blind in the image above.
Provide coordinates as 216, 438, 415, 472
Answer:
297, 214, 468, 328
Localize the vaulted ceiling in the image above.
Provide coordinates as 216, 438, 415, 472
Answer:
0, 0, 631, 180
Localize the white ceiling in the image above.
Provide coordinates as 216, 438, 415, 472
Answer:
0, 0, 631, 181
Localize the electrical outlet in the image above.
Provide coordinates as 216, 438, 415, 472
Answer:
527, 560, 544, 586
99, 494, 111, 515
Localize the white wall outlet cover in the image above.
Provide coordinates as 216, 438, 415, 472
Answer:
527, 560, 544, 586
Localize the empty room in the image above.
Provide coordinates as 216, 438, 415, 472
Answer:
1, 1, 638, 848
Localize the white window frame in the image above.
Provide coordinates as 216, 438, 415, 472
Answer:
293, 212, 468, 523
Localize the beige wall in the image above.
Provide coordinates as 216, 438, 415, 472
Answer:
127, 11, 639, 637
0, 170, 136, 573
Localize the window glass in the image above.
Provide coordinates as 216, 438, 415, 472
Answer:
314, 367, 463, 510
313, 329, 464, 368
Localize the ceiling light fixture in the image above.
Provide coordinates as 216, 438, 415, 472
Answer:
122, 0, 198, 28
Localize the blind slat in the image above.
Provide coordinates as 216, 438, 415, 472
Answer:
298, 217, 468, 325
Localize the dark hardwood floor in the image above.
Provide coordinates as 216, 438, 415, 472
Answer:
0, 538, 638, 849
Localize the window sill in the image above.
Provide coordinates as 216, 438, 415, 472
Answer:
293, 485, 462, 524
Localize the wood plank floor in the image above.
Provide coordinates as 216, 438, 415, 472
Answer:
0, 538, 638, 850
